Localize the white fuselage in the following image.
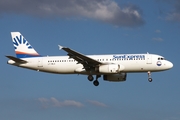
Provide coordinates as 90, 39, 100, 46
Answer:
8, 54, 173, 75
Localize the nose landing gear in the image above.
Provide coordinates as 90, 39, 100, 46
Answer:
148, 71, 153, 82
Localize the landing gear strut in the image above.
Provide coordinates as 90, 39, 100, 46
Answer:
148, 71, 153, 82
93, 75, 101, 86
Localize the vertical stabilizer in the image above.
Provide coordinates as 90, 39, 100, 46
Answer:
11, 32, 40, 58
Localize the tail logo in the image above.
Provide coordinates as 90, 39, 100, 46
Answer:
13, 35, 33, 49
11, 32, 40, 58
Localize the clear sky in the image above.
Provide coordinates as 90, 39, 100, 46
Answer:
0, 0, 180, 120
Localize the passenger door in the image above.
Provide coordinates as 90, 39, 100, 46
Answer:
146, 54, 152, 64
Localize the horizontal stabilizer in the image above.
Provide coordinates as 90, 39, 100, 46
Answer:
6, 56, 27, 63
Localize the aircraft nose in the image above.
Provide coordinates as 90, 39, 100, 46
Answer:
167, 61, 173, 69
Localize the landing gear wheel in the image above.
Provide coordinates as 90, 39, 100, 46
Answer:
93, 80, 99, 86
88, 75, 94, 81
148, 78, 152, 82
147, 71, 153, 82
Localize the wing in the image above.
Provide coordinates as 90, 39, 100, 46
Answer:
58, 45, 102, 71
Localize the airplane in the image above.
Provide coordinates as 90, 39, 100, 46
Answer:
6, 32, 173, 86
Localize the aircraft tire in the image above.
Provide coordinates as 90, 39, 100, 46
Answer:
93, 80, 99, 86
148, 78, 152, 82
88, 75, 94, 81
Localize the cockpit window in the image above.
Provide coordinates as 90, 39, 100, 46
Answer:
158, 57, 165, 60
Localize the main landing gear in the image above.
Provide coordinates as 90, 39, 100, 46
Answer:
148, 71, 153, 82
87, 75, 100, 86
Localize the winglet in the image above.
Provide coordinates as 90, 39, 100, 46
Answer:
58, 45, 64, 50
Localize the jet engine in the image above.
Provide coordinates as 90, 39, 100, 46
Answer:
103, 73, 127, 82
96, 64, 124, 73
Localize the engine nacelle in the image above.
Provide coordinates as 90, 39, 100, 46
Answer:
98, 64, 124, 73
103, 73, 127, 82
